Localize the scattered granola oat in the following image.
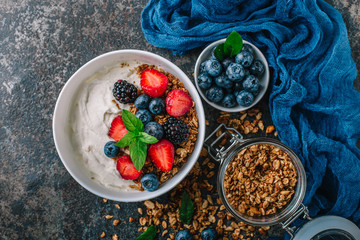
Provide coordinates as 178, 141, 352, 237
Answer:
266, 125, 275, 134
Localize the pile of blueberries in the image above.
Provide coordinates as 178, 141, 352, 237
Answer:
176, 228, 217, 240
135, 94, 165, 140
197, 44, 265, 108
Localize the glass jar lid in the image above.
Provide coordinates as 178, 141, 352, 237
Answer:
293, 215, 360, 240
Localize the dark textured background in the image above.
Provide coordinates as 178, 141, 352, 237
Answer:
0, 1, 359, 239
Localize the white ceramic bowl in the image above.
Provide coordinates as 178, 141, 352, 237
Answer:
53, 50, 206, 202
194, 39, 270, 112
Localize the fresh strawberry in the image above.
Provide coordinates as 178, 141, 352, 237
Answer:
116, 155, 141, 180
108, 115, 129, 141
148, 139, 175, 172
140, 69, 168, 97
165, 89, 193, 117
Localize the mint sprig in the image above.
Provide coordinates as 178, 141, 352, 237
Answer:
122, 109, 144, 132
115, 110, 158, 171
179, 191, 194, 224
214, 30, 243, 61
136, 225, 157, 240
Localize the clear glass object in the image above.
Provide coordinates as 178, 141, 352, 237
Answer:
205, 124, 307, 226
205, 124, 360, 239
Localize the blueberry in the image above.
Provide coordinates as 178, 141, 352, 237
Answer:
104, 141, 120, 158
236, 90, 254, 107
201, 228, 218, 240
222, 58, 234, 70
144, 121, 164, 140
242, 75, 260, 93
141, 174, 159, 192
235, 50, 254, 67
203, 59, 222, 77
135, 109, 152, 125
134, 94, 150, 109
243, 44, 254, 54
149, 98, 165, 115
205, 86, 224, 103
197, 73, 213, 90
226, 63, 245, 82
175, 230, 192, 240
234, 90, 240, 96
214, 73, 233, 89
249, 59, 265, 76
221, 94, 237, 108
252, 88, 261, 96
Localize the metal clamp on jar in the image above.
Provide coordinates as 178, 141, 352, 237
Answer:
205, 124, 360, 240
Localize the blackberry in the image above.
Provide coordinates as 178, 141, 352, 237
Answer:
112, 80, 138, 103
163, 117, 189, 144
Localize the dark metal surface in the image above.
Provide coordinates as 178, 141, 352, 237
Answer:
0, 0, 359, 239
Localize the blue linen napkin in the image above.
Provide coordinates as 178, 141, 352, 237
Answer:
141, 0, 360, 229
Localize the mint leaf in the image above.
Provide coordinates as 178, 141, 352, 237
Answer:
214, 43, 226, 61
136, 226, 157, 240
115, 132, 136, 147
225, 30, 243, 57
179, 191, 194, 224
122, 110, 144, 132
134, 128, 140, 137
139, 132, 159, 144
129, 140, 147, 171
214, 31, 243, 61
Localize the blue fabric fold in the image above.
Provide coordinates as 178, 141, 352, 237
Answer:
141, 0, 360, 230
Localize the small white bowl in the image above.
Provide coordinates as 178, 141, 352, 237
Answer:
53, 50, 206, 202
194, 39, 270, 112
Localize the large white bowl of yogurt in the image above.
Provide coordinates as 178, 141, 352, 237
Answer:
53, 50, 205, 202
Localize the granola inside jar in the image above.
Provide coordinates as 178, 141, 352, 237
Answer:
216, 138, 306, 226
224, 143, 297, 217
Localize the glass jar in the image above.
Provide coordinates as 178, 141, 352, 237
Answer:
204, 124, 360, 239
205, 123, 307, 228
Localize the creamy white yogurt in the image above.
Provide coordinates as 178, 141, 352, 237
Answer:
70, 61, 141, 191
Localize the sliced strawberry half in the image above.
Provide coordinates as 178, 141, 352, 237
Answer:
140, 69, 168, 97
165, 89, 193, 117
116, 155, 141, 180
108, 115, 129, 141
148, 139, 175, 172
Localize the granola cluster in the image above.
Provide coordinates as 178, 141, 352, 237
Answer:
127, 64, 199, 190
224, 144, 297, 217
